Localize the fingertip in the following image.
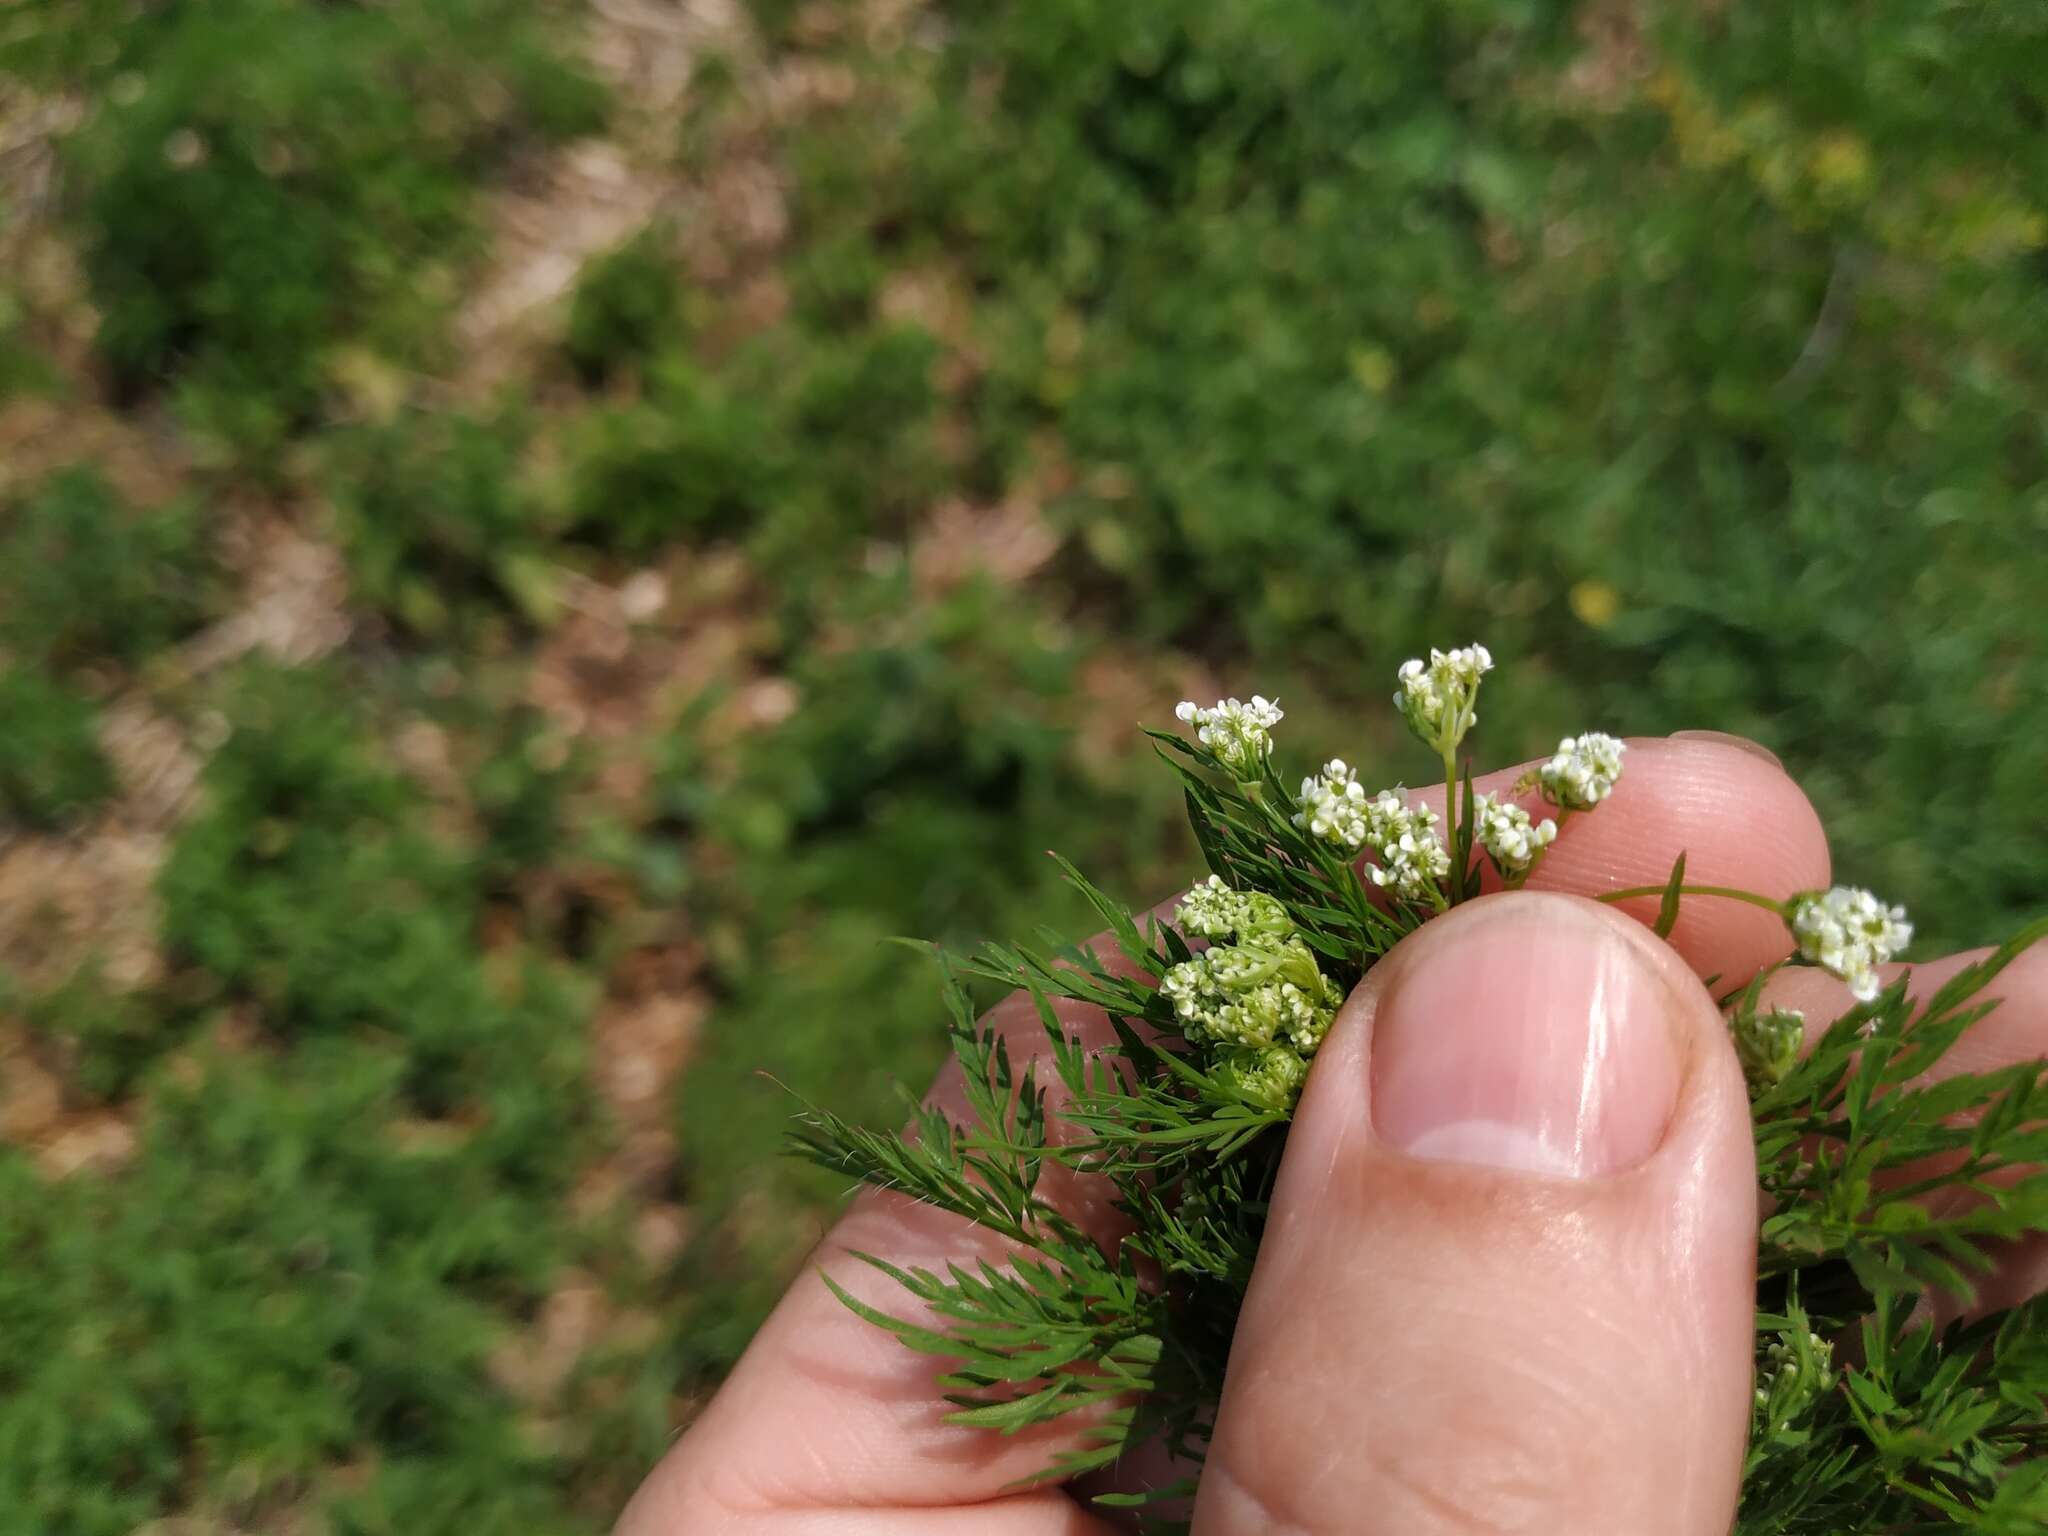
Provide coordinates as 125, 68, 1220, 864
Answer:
1645, 732, 1831, 896
1600, 733, 1830, 898
1535, 734, 1830, 982
1666, 728, 1784, 770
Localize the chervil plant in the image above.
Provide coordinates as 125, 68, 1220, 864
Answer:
791, 647, 2048, 1532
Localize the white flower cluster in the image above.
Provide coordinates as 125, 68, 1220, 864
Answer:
1161, 882, 1341, 1102
1289, 766, 1448, 903
1160, 942, 1339, 1055
1787, 886, 1912, 1003
1360, 790, 1449, 901
1395, 644, 1492, 755
1731, 1004, 1805, 1091
1173, 875, 1291, 942
1293, 758, 1370, 850
1537, 732, 1626, 811
1472, 792, 1556, 878
1175, 695, 1284, 777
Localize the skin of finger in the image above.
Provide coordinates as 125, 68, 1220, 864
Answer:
613, 1193, 1125, 1534
1410, 735, 1831, 987
1760, 942, 2048, 1319
624, 744, 1822, 1529
1760, 943, 2048, 1080
1196, 897, 1757, 1536
615, 952, 1157, 1534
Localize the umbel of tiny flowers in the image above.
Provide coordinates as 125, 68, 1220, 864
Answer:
1173, 875, 1295, 944
1472, 791, 1556, 884
1535, 732, 1627, 813
1362, 790, 1450, 905
1175, 695, 1284, 779
1394, 644, 1492, 766
1159, 926, 1340, 1055
1731, 1003, 1805, 1091
1160, 876, 1341, 1108
1293, 758, 1370, 850
1787, 886, 1913, 1003
1599, 878, 1913, 1005
1219, 1043, 1309, 1114
1290, 765, 1451, 907
1394, 644, 1493, 863
1755, 1328, 1835, 1422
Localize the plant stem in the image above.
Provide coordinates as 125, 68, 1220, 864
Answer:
1440, 742, 1457, 862
1597, 882, 1786, 915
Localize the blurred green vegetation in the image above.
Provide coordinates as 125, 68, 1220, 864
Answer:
0, 0, 2043, 1530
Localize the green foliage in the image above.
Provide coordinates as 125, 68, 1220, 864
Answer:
325, 406, 550, 640
0, 659, 604, 1533
563, 223, 690, 386
555, 321, 943, 559
0, 293, 59, 400
0, 668, 114, 828
775, 0, 2048, 948
18, 0, 605, 453
159, 665, 590, 1130
669, 580, 1178, 1371
1737, 920, 2048, 1530
466, 709, 585, 891
9, 964, 157, 1104
559, 356, 784, 553
0, 1041, 588, 1536
0, 467, 219, 673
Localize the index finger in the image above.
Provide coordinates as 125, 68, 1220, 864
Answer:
1411, 733, 1831, 987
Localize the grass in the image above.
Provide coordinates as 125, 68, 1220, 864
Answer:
0, 0, 2042, 1530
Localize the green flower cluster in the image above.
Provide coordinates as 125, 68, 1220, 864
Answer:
1754, 1327, 1835, 1424
1732, 1003, 1806, 1091
1160, 876, 1342, 1109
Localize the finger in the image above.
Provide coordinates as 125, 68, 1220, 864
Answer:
617, 963, 1142, 1536
1760, 942, 2048, 1080
1761, 940, 2048, 1319
1198, 894, 1757, 1536
1411, 733, 1830, 987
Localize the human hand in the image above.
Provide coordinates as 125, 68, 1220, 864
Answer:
618, 734, 2048, 1535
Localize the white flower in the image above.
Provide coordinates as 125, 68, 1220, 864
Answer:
1159, 886, 1341, 1057
1394, 644, 1493, 754
1361, 789, 1449, 902
1175, 695, 1283, 776
1161, 957, 1225, 1027
1173, 875, 1245, 940
1472, 792, 1556, 877
1173, 875, 1291, 942
1293, 758, 1370, 850
1160, 939, 1339, 1054
1536, 732, 1626, 811
1786, 886, 1912, 1002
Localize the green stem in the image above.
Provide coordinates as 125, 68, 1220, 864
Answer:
1597, 882, 1787, 915
1440, 742, 1457, 862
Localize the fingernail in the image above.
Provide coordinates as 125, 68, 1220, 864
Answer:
1668, 729, 1782, 770
1371, 900, 1683, 1178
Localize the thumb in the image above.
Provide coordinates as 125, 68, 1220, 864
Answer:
1195, 892, 1757, 1536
